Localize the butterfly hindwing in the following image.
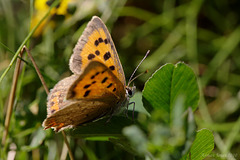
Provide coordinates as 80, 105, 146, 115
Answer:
43, 99, 114, 132
46, 75, 79, 115
69, 16, 126, 86
67, 61, 125, 101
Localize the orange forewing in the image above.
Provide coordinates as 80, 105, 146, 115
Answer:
44, 61, 126, 132
70, 16, 126, 86
67, 61, 125, 101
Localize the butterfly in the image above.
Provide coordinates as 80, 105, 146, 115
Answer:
42, 16, 136, 132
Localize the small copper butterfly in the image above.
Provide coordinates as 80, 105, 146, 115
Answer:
42, 16, 135, 132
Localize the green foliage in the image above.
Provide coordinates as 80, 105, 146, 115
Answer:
183, 129, 214, 160
142, 62, 199, 113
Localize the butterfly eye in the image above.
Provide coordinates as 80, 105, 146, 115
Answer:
126, 86, 136, 98
128, 89, 132, 96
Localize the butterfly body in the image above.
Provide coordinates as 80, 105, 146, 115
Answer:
42, 16, 134, 132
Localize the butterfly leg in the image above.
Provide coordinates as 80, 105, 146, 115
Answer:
105, 107, 115, 123
106, 114, 113, 123
128, 102, 135, 121
124, 107, 129, 118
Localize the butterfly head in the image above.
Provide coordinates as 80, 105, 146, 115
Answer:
126, 85, 136, 98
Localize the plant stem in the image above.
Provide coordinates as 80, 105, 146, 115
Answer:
1, 46, 23, 146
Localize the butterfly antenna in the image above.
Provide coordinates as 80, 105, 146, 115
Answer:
128, 70, 148, 86
127, 50, 150, 86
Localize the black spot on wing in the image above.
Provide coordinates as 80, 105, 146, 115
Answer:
103, 52, 111, 61
91, 71, 100, 80
101, 77, 108, 83
95, 50, 100, 55
88, 54, 95, 60
98, 38, 103, 43
84, 84, 91, 89
104, 38, 109, 44
84, 90, 91, 97
109, 65, 115, 70
107, 83, 113, 88
94, 40, 99, 46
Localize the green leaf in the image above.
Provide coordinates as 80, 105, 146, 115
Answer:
142, 62, 199, 114
181, 129, 214, 160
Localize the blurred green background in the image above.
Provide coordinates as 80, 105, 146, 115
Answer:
1, 0, 240, 159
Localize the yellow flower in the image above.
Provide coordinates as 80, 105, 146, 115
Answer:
31, 0, 73, 37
